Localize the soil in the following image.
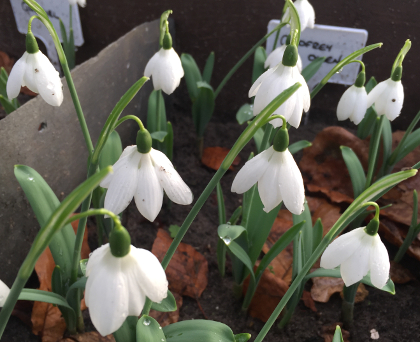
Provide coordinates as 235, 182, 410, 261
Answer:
2, 91, 420, 342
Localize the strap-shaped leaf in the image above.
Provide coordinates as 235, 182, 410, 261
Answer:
137, 316, 166, 342
163, 320, 235, 342
312, 218, 323, 251
293, 201, 312, 265
0, 67, 9, 98
113, 316, 137, 342
0, 95, 17, 114
301, 57, 325, 82
332, 326, 345, 342
340, 146, 366, 198
150, 290, 177, 312
147, 90, 167, 133
357, 77, 378, 139
165, 122, 174, 161
19, 289, 74, 311
394, 128, 420, 164
289, 140, 311, 154
181, 53, 202, 101
203, 51, 215, 84
99, 130, 122, 170
192, 82, 215, 138
252, 46, 267, 84
236, 103, 254, 125
150, 131, 168, 142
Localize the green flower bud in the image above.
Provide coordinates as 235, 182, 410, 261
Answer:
163, 30, 173, 50
365, 217, 380, 236
26, 32, 39, 54
273, 126, 289, 152
391, 66, 403, 82
136, 129, 152, 153
282, 45, 298, 67
354, 71, 366, 88
109, 226, 131, 257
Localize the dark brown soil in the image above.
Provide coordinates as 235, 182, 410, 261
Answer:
2, 92, 420, 342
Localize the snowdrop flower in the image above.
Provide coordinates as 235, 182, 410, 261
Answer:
7, 32, 63, 107
282, 0, 315, 32
85, 225, 168, 336
321, 220, 390, 289
337, 71, 368, 125
231, 126, 305, 215
144, 21, 184, 95
265, 44, 303, 72
100, 129, 193, 222
68, 0, 86, 7
366, 66, 404, 121
250, 44, 310, 128
0, 280, 10, 307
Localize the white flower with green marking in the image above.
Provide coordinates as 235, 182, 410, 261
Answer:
85, 243, 168, 336
337, 85, 368, 124
100, 146, 193, 222
320, 227, 390, 289
68, 0, 86, 7
265, 45, 303, 72
282, 0, 315, 32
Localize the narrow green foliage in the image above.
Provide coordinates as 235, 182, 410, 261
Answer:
169, 225, 181, 238
203, 51, 215, 84
136, 316, 166, 342
150, 290, 177, 312
357, 77, 378, 139
163, 320, 236, 342
181, 53, 202, 101
236, 103, 254, 125
252, 46, 267, 84
341, 146, 366, 198
192, 82, 215, 138
301, 57, 326, 82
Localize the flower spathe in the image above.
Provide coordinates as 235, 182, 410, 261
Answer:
320, 227, 390, 289
337, 85, 368, 125
85, 243, 168, 336
6, 51, 63, 107
0, 280, 10, 307
144, 47, 184, 95
100, 146, 193, 222
282, 0, 315, 32
366, 78, 404, 121
68, 0, 86, 7
249, 63, 310, 128
231, 146, 305, 215
265, 45, 303, 72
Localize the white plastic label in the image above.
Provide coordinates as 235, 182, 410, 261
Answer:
10, 0, 84, 70
266, 21, 368, 89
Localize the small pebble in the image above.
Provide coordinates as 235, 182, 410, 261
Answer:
370, 328, 379, 340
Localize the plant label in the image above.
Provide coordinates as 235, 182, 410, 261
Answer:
266, 20, 368, 89
10, 0, 84, 70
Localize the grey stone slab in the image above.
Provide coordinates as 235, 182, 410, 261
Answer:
0, 19, 160, 285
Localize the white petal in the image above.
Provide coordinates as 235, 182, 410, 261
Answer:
340, 233, 372, 286
366, 79, 389, 108
144, 51, 158, 77
134, 153, 163, 221
32, 51, 63, 106
278, 149, 305, 214
231, 146, 274, 193
337, 86, 357, 121
297, 54, 303, 73
100, 146, 137, 188
6, 52, 27, 100
22, 53, 38, 93
130, 247, 168, 303
249, 67, 275, 99
349, 87, 368, 125
287, 85, 304, 128
384, 81, 404, 121
369, 234, 390, 289
296, 71, 311, 112
265, 46, 286, 69
103, 150, 141, 215
85, 255, 129, 336
0, 280, 10, 307
122, 254, 146, 315
86, 244, 110, 276
150, 149, 193, 205
320, 227, 366, 269
258, 151, 283, 212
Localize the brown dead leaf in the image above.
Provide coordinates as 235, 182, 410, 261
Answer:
0, 51, 14, 74
32, 218, 90, 342
152, 229, 208, 298
390, 261, 414, 284
306, 197, 342, 236
302, 290, 317, 312
311, 277, 368, 303
150, 292, 183, 327
339, 283, 369, 303
59, 332, 115, 341
320, 323, 350, 342
201, 147, 240, 171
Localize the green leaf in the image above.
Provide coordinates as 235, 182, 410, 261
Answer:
168, 225, 181, 238
79, 259, 88, 276
252, 127, 264, 153
357, 77, 378, 139
332, 326, 344, 342
147, 90, 167, 133
67, 28, 75, 70
394, 128, 420, 164
165, 121, 174, 161
312, 218, 323, 251
14, 165, 76, 283
150, 290, 177, 312
301, 57, 326, 82
137, 315, 166, 342
51, 266, 64, 297
365, 76, 378, 93
0, 67, 8, 98
19, 289, 74, 312
181, 53, 202, 101
236, 103, 254, 125
289, 140, 311, 154
252, 46, 267, 84
234, 334, 251, 342
113, 316, 137, 342
378, 117, 392, 175
218, 224, 246, 242
164, 320, 235, 342
159, 10, 172, 47
59, 19, 68, 50
203, 51, 215, 84
151, 131, 168, 142
99, 130, 122, 170
340, 146, 366, 198
0, 95, 17, 114
192, 82, 215, 138
216, 182, 226, 225
293, 201, 312, 265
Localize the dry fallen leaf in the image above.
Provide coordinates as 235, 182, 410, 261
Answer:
0, 51, 14, 74
311, 277, 368, 303
320, 323, 350, 342
32, 218, 90, 342
152, 229, 208, 298
59, 331, 115, 342
201, 147, 240, 171
302, 290, 317, 312
150, 292, 183, 327
390, 261, 415, 284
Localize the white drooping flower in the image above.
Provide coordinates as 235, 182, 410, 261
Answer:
100, 146, 193, 222
85, 243, 168, 336
282, 0, 315, 32
231, 146, 305, 215
0, 280, 10, 307
249, 63, 310, 128
144, 48, 184, 95
68, 0, 86, 7
7, 51, 63, 106
320, 227, 390, 289
265, 45, 303, 72
366, 78, 404, 121
337, 85, 368, 125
